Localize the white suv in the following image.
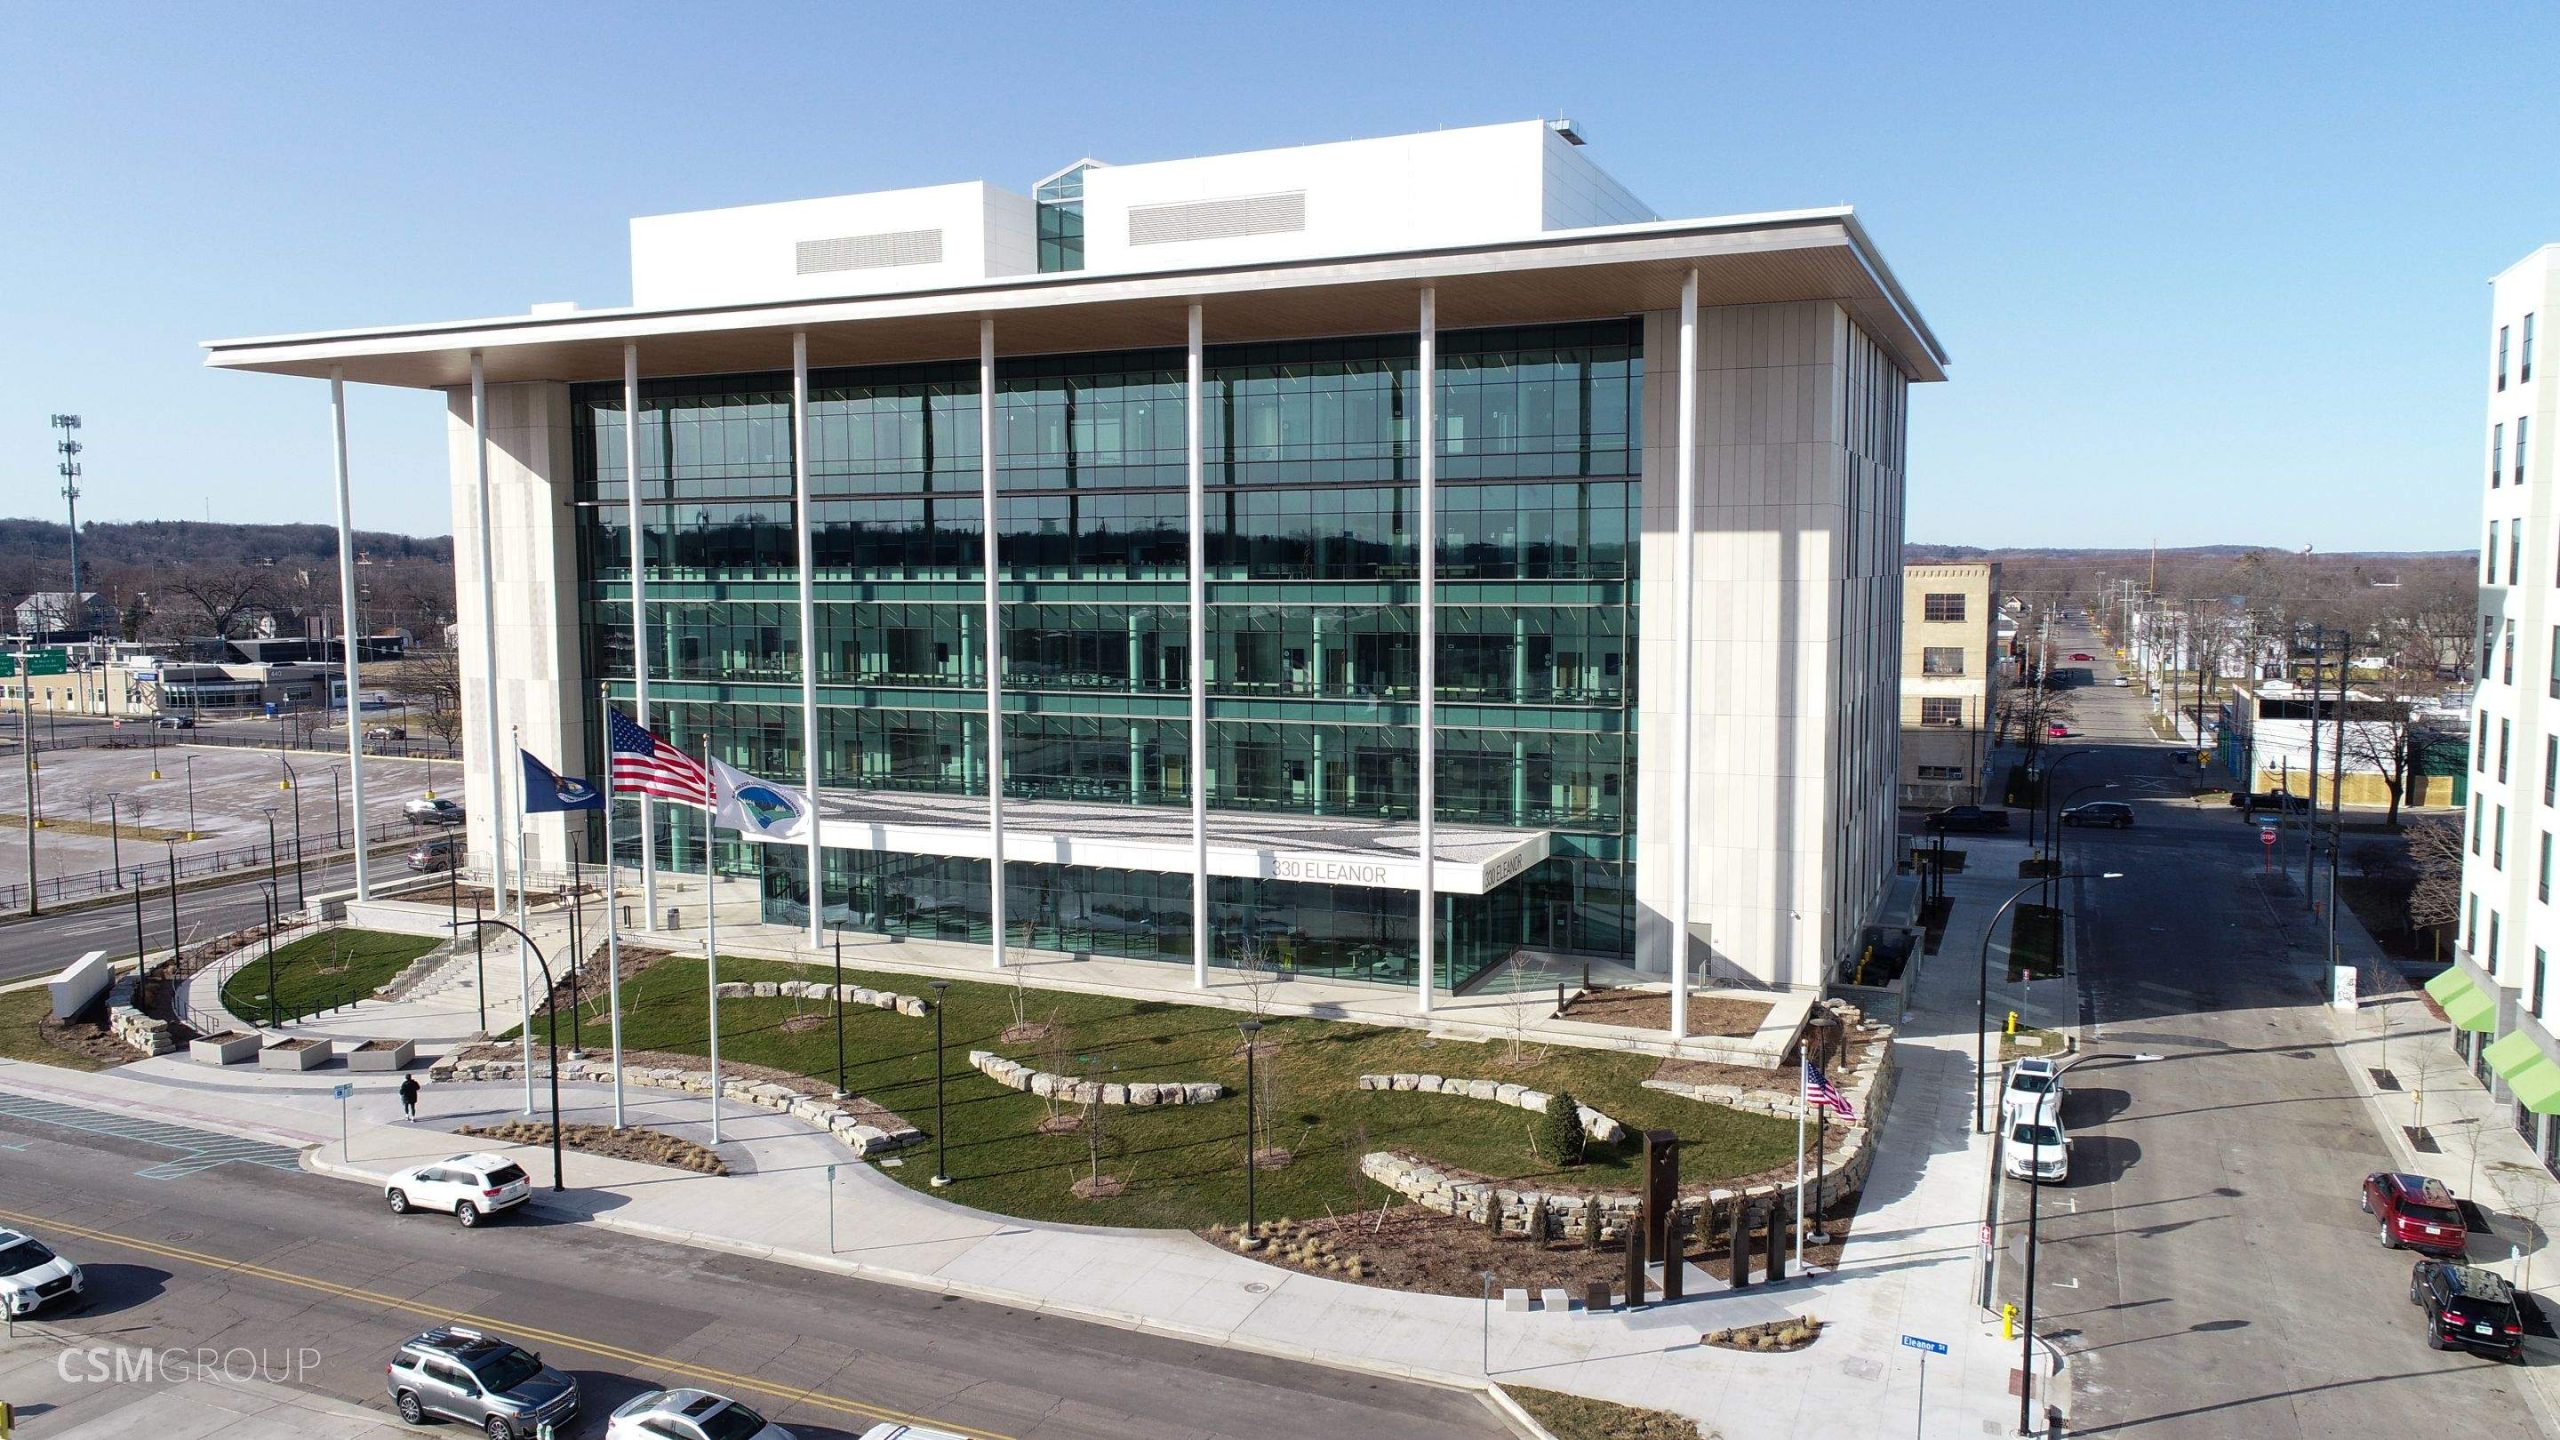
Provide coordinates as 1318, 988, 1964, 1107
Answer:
609, 1388, 796, 1440
2004, 1116, 2072, 1183
0, 1227, 82, 1316
2001, 1057, 2065, 1125
385, 1153, 532, 1227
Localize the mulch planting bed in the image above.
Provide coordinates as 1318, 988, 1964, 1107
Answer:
36, 1015, 132, 1067
456, 1119, 726, 1175
1561, 989, 1774, 1038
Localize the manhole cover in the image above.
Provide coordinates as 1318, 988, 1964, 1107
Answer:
1243, 1282, 1270, 1294
1841, 1356, 1882, 1381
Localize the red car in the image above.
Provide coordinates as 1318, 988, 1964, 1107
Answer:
2069, 652, 2094, 662
2046, 723, 2070, 738
2364, 1172, 2468, 1256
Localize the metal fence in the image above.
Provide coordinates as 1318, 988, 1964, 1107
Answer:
0, 726, 458, 762
0, 836, 419, 914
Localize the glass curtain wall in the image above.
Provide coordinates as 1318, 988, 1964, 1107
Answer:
575, 319, 1642, 985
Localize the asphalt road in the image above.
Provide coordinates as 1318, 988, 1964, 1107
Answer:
0, 855, 388, 984
2013, 623, 2546, 1437
0, 1093, 1510, 1440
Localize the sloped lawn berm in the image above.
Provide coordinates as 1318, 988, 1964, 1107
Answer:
590, 955, 1798, 1230
221, 929, 442, 1025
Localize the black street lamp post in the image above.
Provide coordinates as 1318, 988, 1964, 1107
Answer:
2049, 781, 2118, 892
263, 811, 282, 914
104, 792, 122, 885
929, 979, 951, 1187
1239, 1017, 1264, 1245
453, 916, 568, 1192
832, 929, 848, 1099
1975, 872, 2119, 1134
2034, 748, 2098, 905
164, 842, 180, 958
2017, 1050, 2151, 1436
259, 883, 279, 1028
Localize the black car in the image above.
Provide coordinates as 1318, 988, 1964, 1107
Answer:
2410, 1259, 2524, 1361
2229, 790, 2310, 814
1928, 805, 2011, 834
2061, 801, 2134, 829
151, 714, 195, 730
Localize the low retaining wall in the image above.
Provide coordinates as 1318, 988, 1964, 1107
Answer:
1351, 1074, 1627, 1144
339, 898, 467, 939
103, 971, 175, 1056
1359, 1009, 1899, 1240
968, 1050, 1224, 1105
714, 980, 927, 1017
428, 1052, 924, 1159
49, 950, 111, 1021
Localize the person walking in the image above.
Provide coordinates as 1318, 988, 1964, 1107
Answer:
398, 1074, 420, 1121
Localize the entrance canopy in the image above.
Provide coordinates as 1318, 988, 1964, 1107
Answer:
749, 787, 1550, 896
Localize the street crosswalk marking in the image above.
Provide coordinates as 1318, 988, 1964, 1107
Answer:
0, 1092, 304, 1180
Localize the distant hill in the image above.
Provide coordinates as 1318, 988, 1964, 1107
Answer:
0, 518, 450, 578
1906, 543, 2468, 562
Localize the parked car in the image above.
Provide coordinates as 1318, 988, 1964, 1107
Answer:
406, 837, 459, 873
366, 725, 408, 741
404, 796, 465, 826
609, 1389, 795, 1440
0, 1227, 82, 1317
2230, 790, 2311, 814
2061, 801, 2135, 829
2110, 675, 2132, 687
2001, 1057, 2065, 1125
2003, 1117, 2071, 1183
386, 1325, 580, 1436
2046, 723, 2071, 738
2364, 1171, 2468, 1255
2410, 1259, 2523, 1361
2069, 652, 2094, 662
151, 714, 195, 730
384, 1153, 532, 1227
1928, 805, 2011, 834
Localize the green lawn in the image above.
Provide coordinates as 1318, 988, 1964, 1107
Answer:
0, 985, 110, 1071
1507, 1386, 1705, 1440
222, 929, 442, 1025
583, 955, 1799, 1230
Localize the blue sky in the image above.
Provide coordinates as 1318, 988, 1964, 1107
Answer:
1, 1, 2550, 552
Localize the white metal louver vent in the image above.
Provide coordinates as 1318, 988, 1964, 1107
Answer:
795, 228, 946, 274
1126, 191, 1308, 246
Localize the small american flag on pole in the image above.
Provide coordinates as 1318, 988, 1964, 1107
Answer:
607, 708, 711, 808
1803, 1059, 1856, 1121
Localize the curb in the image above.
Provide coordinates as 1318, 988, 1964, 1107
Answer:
295, 1146, 1551, 1432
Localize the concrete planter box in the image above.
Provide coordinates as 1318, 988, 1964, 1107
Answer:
346, 1038, 416, 1072
259, 1038, 330, 1071
191, 1032, 261, 1066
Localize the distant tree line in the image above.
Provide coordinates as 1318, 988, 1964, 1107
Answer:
0, 517, 454, 644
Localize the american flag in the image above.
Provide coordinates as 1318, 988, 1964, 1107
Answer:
607, 709, 711, 808
1803, 1059, 1856, 1121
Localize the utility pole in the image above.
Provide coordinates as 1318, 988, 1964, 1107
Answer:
50, 415, 83, 597
2304, 625, 2323, 910
16, 635, 34, 917
2329, 624, 2349, 968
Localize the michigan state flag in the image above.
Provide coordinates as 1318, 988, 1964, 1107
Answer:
520, 750, 604, 812
709, 757, 812, 841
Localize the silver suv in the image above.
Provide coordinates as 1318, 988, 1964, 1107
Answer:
387, 1326, 578, 1438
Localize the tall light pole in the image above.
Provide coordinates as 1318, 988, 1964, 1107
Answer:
279, 756, 305, 909
1975, 873, 2121, 1134
259, 883, 280, 1027
103, 790, 123, 885
2048, 781, 2118, 887
929, 979, 951, 1188
2034, 748, 2099, 905
182, 753, 198, 840
452, 916, 568, 1193
2017, 1051, 2154, 1436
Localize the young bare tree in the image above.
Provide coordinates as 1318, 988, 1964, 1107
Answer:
2406, 818, 2464, 949
2332, 670, 2447, 829
386, 649, 465, 755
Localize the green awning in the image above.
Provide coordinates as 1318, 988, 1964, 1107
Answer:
2425, 968, 2500, 1032
2512, 1058, 2560, 1116
2485, 1031, 2545, 1080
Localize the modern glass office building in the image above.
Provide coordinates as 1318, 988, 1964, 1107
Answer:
206, 120, 1944, 1002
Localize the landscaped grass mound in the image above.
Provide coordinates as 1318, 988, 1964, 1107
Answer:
591, 955, 1798, 1230
0, 985, 116, 1071
222, 929, 441, 1025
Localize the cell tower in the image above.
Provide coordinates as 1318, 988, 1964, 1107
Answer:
50, 414, 83, 595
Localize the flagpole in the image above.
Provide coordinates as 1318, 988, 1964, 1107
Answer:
513, 724, 532, 1118
601, 685, 624, 1129
702, 732, 720, 1148
1793, 1062, 1808, 1266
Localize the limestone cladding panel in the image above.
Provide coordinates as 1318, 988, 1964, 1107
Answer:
1635, 300, 1891, 991
447, 381, 584, 878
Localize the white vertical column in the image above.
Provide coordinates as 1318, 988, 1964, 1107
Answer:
471, 354, 508, 913
1670, 270, 1699, 1044
793, 332, 824, 948
626, 344, 656, 928
327, 366, 370, 899
1416, 288, 1438, 1015
1188, 303, 1210, 989
980, 318, 1007, 969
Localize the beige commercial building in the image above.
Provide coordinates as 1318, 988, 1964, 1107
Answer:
1899, 562, 2000, 807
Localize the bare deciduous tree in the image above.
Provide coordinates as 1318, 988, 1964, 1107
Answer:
2406, 818, 2464, 937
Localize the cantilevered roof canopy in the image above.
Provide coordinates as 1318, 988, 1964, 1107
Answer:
762, 787, 1550, 896
201, 208, 1947, 389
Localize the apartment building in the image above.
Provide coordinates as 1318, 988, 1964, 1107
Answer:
1899, 562, 1999, 807
203, 120, 1945, 997
2443, 244, 2560, 1160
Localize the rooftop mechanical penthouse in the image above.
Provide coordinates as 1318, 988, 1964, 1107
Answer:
206, 119, 1946, 1007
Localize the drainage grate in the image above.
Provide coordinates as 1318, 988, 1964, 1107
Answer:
2370, 1068, 2402, 1091
2405, 1124, 2440, 1153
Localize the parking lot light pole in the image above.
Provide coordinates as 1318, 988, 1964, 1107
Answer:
103, 791, 122, 884
453, 915, 567, 1192
164, 841, 180, 957
1976, 873, 2121, 1134
2049, 781, 2118, 890
259, 884, 279, 1028
2034, 749, 2099, 905
2019, 1051, 2153, 1437
182, 754, 198, 840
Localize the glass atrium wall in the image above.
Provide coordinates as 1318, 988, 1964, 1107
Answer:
575, 319, 1641, 987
